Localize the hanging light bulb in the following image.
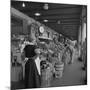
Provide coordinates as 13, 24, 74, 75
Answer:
43, 19, 48, 22
43, 4, 49, 10
22, 2, 25, 7
34, 13, 41, 16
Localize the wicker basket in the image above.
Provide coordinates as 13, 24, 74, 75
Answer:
55, 62, 64, 78
41, 67, 52, 87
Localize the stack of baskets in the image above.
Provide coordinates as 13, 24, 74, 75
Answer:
55, 62, 64, 78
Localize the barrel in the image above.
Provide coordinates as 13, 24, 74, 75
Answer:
41, 67, 52, 88
55, 62, 64, 78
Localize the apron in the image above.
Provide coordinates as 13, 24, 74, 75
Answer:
25, 58, 41, 88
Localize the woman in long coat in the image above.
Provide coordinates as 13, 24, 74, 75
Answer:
24, 44, 41, 88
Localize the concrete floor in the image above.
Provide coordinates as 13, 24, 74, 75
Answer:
51, 58, 87, 87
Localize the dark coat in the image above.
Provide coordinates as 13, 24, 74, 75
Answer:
24, 44, 41, 88
24, 44, 36, 58
25, 59, 41, 88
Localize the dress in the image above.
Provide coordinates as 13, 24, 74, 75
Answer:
24, 44, 41, 88
25, 59, 41, 88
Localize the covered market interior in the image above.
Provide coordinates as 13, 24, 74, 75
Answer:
11, 0, 87, 89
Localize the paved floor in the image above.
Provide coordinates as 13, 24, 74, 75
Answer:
51, 58, 87, 87
11, 57, 87, 89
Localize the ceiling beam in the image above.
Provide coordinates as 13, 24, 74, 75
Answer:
41, 20, 80, 23
26, 12, 81, 16
28, 13, 81, 20
40, 17, 80, 20
19, 6, 82, 12
43, 22, 80, 25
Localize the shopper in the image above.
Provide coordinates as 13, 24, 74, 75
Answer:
24, 44, 41, 88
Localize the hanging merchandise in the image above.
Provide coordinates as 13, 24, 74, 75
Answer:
28, 23, 39, 41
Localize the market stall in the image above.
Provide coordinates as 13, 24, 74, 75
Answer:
11, 9, 77, 87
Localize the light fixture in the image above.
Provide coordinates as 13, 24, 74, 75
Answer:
34, 13, 41, 16
43, 4, 49, 10
22, 2, 25, 7
43, 19, 48, 22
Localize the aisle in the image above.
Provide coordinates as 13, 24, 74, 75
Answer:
51, 58, 86, 87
